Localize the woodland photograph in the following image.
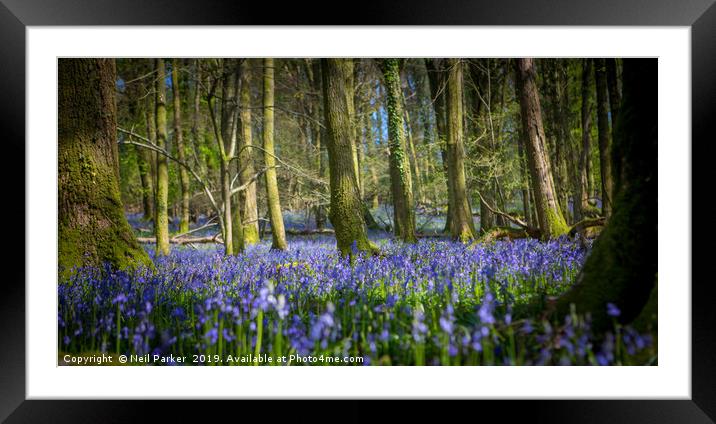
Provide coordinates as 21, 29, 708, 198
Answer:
58, 57, 657, 366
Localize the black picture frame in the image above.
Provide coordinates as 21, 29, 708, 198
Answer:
1, 0, 713, 421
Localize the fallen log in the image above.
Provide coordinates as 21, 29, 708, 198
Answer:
137, 235, 222, 244
568, 217, 607, 237
478, 226, 542, 243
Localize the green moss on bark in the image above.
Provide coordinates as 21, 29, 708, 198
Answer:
58, 59, 152, 281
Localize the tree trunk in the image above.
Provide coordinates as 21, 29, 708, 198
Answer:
403, 93, 423, 205
424, 59, 453, 234
171, 59, 191, 234
444, 59, 476, 242
513, 58, 569, 239
467, 59, 496, 234
557, 59, 657, 332
578, 59, 596, 220
517, 132, 533, 226
321, 59, 378, 257
262, 58, 287, 250
308, 59, 328, 231
58, 58, 151, 277
154, 59, 171, 256
594, 58, 614, 217
381, 59, 417, 243
605, 58, 621, 136
218, 60, 240, 255
237, 59, 260, 245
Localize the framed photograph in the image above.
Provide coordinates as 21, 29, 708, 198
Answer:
2, 0, 713, 421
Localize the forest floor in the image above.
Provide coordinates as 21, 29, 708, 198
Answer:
57, 211, 657, 366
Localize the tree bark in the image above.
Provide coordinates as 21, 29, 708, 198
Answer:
237, 59, 260, 246
171, 59, 191, 234
321, 59, 378, 257
381, 58, 417, 243
262, 58, 288, 250
424, 59, 453, 234
445, 59, 476, 242
594, 58, 614, 217
58, 58, 151, 277
605, 58, 621, 136
578, 59, 596, 220
557, 59, 657, 332
513, 58, 569, 239
154, 58, 171, 256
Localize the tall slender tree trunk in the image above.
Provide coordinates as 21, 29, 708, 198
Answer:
517, 132, 533, 226
545, 60, 569, 221
381, 59, 417, 243
154, 58, 171, 256
557, 59, 656, 332
578, 59, 596, 220
262, 58, 287, 250
171, 59, 191, 234
445, 59, 476, 242
594, 58, 614, 217
308, 59, 328, 231
403, 94, 424, 205
605, 58, 621, 135
58, 58, 151, 277
321, 59, 378, 257
138, 85, 155, 220
425, 59, 453, 234
191, 60, 205, 174
513, 58, 568, 239
237, 59, 260, 246
468, 59, 496, 234
217, 60, 239, 255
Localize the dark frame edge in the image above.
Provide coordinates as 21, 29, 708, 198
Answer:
0, 0, 713, 421
691, 0, 716, 422
0, 0, 26, 422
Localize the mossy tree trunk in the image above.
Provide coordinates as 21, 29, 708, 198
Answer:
445, 59, 476, 242
262, 58, 288, 250
381, 59, 417, 243
237, 59, 260, 246
321, 59, 378, 257
557, 59, 657, 332
513, 58, 569, 239
154, 58, 171, 256
594, 58, 614, 218
58, 58, 151, 278
171, 58, 191, 234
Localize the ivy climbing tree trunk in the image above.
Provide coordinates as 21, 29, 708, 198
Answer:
381, 58, 417, 243
321, 58, 378, 257
171, 58, 191, 234
445, 59, 476, 242
154, 58, 171, 256
557, 59, 657, 333
513, 58, 569, 239
58, 58, 151, 278
237, 59, 260, 246
594, 58, 614, 217
263, 58, 288, 250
